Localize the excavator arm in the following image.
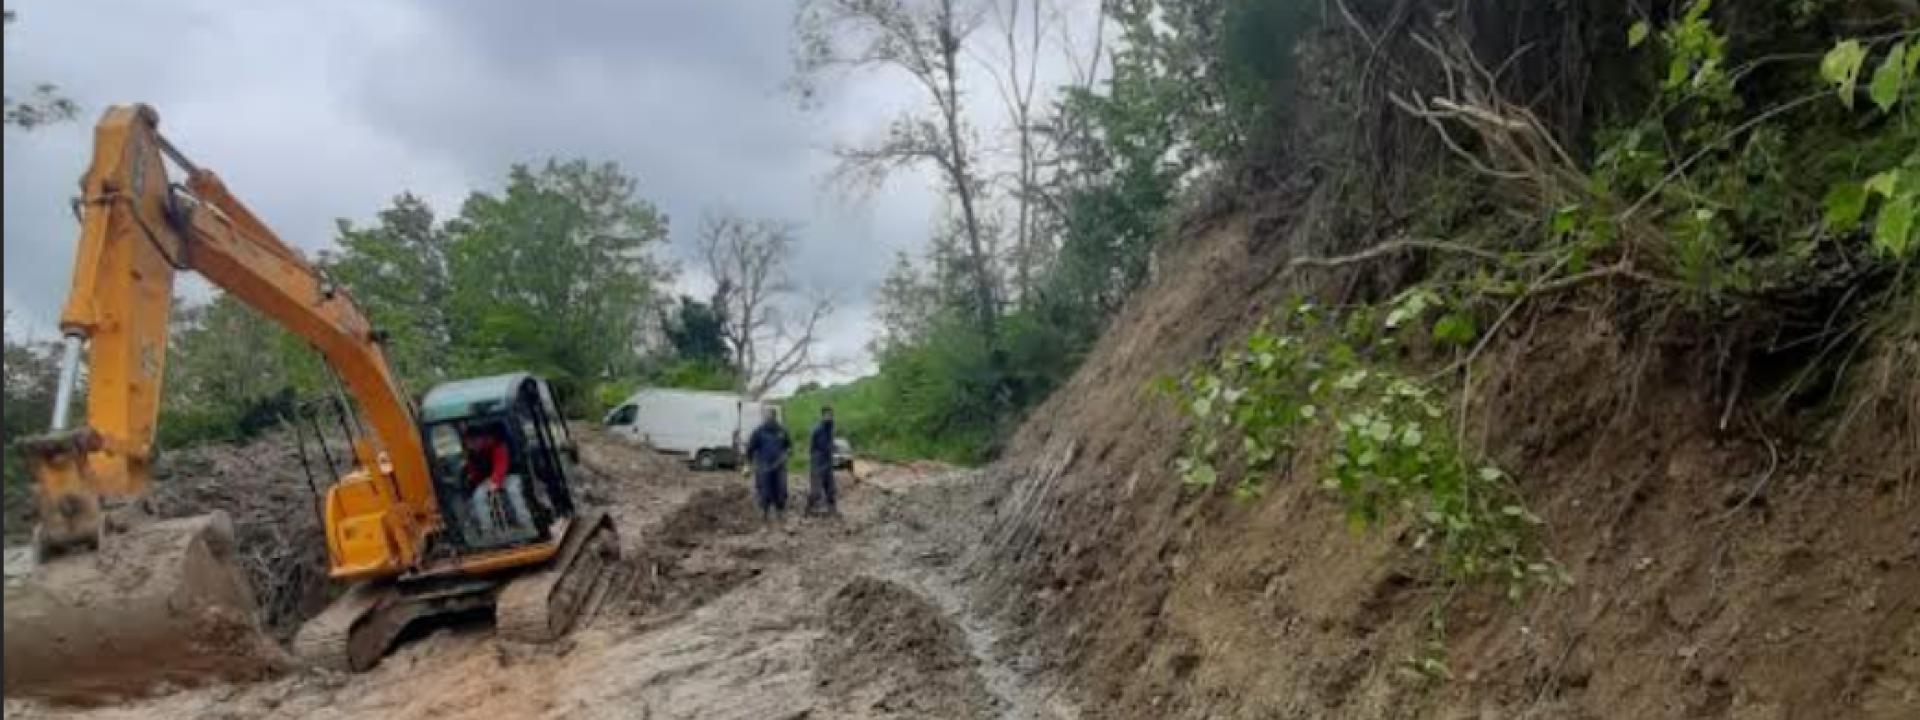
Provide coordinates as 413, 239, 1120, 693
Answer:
24, 104, 436, 576
3, 104, 460, 702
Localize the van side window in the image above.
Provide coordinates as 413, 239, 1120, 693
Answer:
608, 404, 637, 426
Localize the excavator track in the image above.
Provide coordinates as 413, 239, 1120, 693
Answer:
291, 582, 388, 673
497, 510, 620, 642
293, 577, 499, 672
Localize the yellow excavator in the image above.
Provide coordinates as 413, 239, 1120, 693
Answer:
2, 104, 620, 701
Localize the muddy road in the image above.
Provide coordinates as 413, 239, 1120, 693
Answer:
5, 434, 1078, 720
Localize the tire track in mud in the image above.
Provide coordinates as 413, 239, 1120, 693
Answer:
857, 470, 1080, 720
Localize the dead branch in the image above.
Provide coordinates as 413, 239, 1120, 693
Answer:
1289, 237, 1508, 269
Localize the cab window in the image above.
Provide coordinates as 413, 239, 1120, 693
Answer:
607, 404, 637, 426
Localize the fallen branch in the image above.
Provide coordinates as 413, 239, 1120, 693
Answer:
1289, 238, 1507, 269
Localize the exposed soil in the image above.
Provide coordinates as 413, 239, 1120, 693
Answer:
143, 435, 342, 641
815, 576, 996, 718
4, 430, 1077, 719
970, 209, 1920, 719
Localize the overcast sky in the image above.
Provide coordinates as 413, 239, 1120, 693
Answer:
4, 1, 1095, 390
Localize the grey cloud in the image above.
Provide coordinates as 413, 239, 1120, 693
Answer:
4, 1, 957, 388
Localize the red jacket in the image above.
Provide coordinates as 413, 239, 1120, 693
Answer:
464, 437, 509, 490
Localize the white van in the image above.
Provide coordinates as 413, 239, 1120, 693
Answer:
602, 388, 779, 470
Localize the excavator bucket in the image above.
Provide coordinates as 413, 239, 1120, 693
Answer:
3, 511, 289, 704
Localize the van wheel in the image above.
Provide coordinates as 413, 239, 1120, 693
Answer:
693, 450, 717, 472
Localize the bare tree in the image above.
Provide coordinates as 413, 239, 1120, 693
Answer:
795, 0, 1000, 340
3, 10, 79, 130
698, 212, 839, 398
980, 0, 1051, 302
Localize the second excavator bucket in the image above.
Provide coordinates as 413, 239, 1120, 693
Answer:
2, 511, 290, 705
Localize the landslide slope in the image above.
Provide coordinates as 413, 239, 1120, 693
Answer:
971, 4, 1920, 715
977, 204, 1918, 720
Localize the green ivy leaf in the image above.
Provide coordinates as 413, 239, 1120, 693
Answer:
1874, 195, 1916, 258
1399, 426, 1425, 447
1869, 44, 1909, 113
1683, 0, 1713, 23
1368, 419, 1395, 443
1822, 40, 1868, 109
1149, 375, 1179, 397
1184, 461, 1217, 488
1823, 182, 1869, 230
1550, 205, 1582, 237
1385, 291, 1430, 329
1866, 170, 1901, 197
1627, 21, 1651, 49
1432, 312, 1477, 346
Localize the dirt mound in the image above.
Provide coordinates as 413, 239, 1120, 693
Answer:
654, 485, 761, 546
972, 209, 1920, 718
620, 484, 764, 622
571, 426, 685, 499
815, 576, 996, 718
145, 432, 335, 641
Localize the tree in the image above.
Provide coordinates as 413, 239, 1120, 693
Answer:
986, 0, 1086, 304
794, 0, 1001, 338
2, 10, 79, 130
446, 160, 670, 403
698, 211, 838, 398
3, 323, 60, 446
159, 295, 320, 447
3, 320, 62, 535
661, 295, 732, 368
326, 194, 454, 393
871, 251, 940, 353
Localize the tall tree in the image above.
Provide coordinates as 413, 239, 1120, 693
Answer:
159, 294, 322, 445
698, 211, 837, 398
795, 0, 1001, 339
986, 0, 1063, 303
871, 251, 939, 353
326, 194, 454, 393
447, 160, 670, 401
660, 296, 732, 368
3, 321, 60, 446
3, 319, 61, 531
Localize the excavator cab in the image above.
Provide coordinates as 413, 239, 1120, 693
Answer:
417, 373, 580, 552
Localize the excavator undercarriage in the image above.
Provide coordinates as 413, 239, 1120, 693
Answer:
293, 510, 619, 672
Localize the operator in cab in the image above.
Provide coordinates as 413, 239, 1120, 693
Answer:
462, 423, 531, 541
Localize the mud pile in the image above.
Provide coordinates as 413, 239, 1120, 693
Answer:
621, 484, 763, 621
815, 576, 996, 718
145, 432, 335, 641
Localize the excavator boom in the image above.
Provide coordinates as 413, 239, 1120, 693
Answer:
4, 104, 436, 702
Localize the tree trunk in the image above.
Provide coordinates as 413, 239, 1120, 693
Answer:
938, 0, 998, 344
